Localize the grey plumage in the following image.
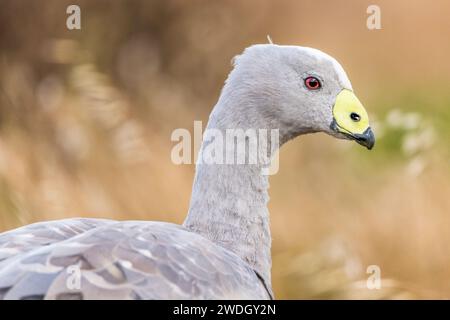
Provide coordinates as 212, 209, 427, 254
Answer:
0, 44, 372, 299
0, 219, 270, 299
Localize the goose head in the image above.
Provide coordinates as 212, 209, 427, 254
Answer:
222, 44, 375, 150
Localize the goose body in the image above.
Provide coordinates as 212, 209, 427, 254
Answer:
0, 219, 270, 299
0, 44, 374, 299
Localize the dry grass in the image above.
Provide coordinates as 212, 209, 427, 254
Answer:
0, 0, 449, 298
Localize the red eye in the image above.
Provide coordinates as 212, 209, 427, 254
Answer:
304, 76, 321, 90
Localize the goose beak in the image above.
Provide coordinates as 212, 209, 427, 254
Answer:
352, 127, 375, 150
331, 89, 375, 150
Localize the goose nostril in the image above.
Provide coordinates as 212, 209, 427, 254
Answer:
350, 112, 361, 122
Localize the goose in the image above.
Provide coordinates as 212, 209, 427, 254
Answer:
0, 44, 374, 300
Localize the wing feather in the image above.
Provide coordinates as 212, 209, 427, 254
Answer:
0, 220, 270, 299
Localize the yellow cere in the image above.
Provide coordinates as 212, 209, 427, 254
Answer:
332, 89, 370, 135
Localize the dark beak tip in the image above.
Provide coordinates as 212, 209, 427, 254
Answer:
354, 127, 375, 150
363, 127, 375, 150
330, 120, 375, 150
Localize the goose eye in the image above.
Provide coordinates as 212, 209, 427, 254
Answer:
304, 76, 321, 90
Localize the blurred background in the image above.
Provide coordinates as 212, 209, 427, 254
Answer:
0, 0, 449, 299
